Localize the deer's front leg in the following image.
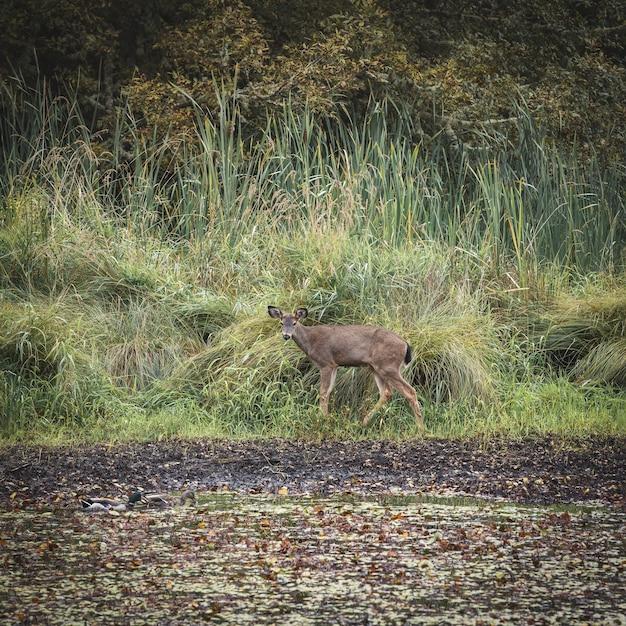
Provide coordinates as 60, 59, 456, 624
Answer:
319, 366, 337, 416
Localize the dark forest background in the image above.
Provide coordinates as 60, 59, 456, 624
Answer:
1, 0, 625, 157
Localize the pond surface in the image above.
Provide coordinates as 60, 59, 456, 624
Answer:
1, 493, 625, 624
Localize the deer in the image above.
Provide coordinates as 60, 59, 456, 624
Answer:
268, 306, 424, 429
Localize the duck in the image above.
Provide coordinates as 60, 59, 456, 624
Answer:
80, 489, 196, 511
128, 491, 143, 505
81, 491, 142, 512
141, 489, 197, 507
81, 501, 110, 513
141, 493, 169, 506
81, 498, 129, 512
179, 489, 197, 506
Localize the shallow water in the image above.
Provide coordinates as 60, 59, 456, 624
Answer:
1, 493, 625, 624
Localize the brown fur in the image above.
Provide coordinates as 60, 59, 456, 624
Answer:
268, 307, 424, 428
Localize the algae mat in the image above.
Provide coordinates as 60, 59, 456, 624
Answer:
1, 494, 625, 625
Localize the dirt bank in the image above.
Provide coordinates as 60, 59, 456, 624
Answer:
1, 437, 624, 509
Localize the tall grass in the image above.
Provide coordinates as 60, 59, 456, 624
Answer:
0, 80, 624, 442
2, 81, 624, 270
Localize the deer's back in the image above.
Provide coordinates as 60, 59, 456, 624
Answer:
306, 325, 406, 367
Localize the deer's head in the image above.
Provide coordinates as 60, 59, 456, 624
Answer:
268, 306, 308, 340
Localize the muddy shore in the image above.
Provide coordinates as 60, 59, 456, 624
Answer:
1, 437, 625, 508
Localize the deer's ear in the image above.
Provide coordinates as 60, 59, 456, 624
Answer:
295, 307, 308, 320
267, 306, 282, 319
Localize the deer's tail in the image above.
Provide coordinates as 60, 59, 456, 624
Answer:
404, 343, 412, 365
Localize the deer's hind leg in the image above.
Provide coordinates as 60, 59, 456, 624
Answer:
389, 369, 424, 428
362, 368, 392, 426
374, 365, 424, 429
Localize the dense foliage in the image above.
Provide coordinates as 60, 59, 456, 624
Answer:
0, 83, 624, 441
1, 0, 625, 157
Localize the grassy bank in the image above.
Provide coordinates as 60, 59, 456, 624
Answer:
0, 83, 624, 443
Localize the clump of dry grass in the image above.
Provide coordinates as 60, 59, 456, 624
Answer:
533, 287, 626, 387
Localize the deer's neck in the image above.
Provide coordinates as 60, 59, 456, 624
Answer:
292, 324, 313, 357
